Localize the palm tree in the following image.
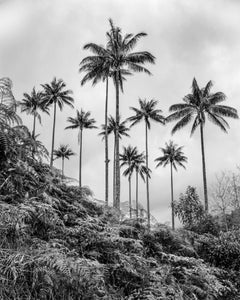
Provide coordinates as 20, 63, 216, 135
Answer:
65, 109, 97, 188
166, 78, 238, 211
41, 78, 74, 168
99, 115, 130, 203
80, 40, 131, 207
20, 87, 49, 138
120, 145, 140, 218
128, 98, 165, 229
53, 144, 75, 178
106, 19, 155, 210
132, 152, 151, 219
155, 141, 187, 230
79, 44, 111, 206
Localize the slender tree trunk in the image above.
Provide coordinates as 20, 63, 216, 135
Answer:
79, 129, 83, 188
170, 163, 175, 230
32, 114, 36, 159
128, 176, 132, 218
32, 114, 36, 138
62, 157, 64, 178
114, 72, 120, 210
105, 77, 109, 206
113, 136, 116, 205
200, 123, 208, 212
136, 170, 139, 219
50, 102, 57, 168
145, 121, 150, 230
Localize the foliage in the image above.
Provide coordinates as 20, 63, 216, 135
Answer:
175, 186, 220, 235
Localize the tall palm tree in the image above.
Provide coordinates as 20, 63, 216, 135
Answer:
120, 145, 140, 218
20, 87, 49, 138
80, 44, 111, 206
106, 19, 155, 210
155, 141, 187, 230
128, 98, 165, 229
53, 144, 75, 178
65, 109, 97, 188
166, 78, 238, 211
41, 78, 74, 168
99, 115, 130, 203
80, 40, 131, 207
132, 152, 151, 219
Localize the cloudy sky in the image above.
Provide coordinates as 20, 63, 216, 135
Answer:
1, 0, 240, 224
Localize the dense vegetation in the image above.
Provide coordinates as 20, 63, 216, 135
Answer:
1, 100, 240, 298
1, 161, 240, 299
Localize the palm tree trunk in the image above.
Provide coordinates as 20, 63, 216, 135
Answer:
79, 129, 83, 188
50, 102, 57, 168
129, 176, 132, 218
114, 72, 120, 210
113, 136, 116, 205
105, 77, 109, 206
145, 121, 150, 230
32, 114, 36, 159
136, 170, 139, 219
200, 123, 208, 212
32, 114, 36, 138
62, 157, 64, 178
170, 163, 175, 230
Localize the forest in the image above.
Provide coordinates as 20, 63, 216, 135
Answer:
1, 18, 240, 299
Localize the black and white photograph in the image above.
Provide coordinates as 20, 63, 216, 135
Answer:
1, 0, 240, 298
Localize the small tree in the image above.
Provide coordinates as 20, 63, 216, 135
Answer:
175, 186, 219, 235
175, 186, 205, 228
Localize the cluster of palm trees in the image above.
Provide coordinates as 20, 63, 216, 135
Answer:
15, 19, 239, 230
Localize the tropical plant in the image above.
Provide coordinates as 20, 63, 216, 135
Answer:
0, 79, 21, 160
155, 140, 187, 230
80, 35, 131, 207
106, 19, 155, 210
0, 77, 15, 107
128, 98, 165, 229
99, 115, 130, 203
167, 78, 238, 211
41, 78, 74, 168
53, 144, 75, 178
80, 44, 111, 207
20, 87, 49, 137
120, 145, 141, 218
131, 152, 150, 219
65, 109, 97, 188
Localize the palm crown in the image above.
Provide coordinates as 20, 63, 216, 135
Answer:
53, 144, 75, 160
128, 98, 165, 128
155, 140, 187, 170
41, 77, 74, 110
21, 88, 48, 118
66, 109, 97, 131
120, 146, 140, 177
167, 78, 238, 135
106, 19, 155, 77
20, 87, 49, 137
99, 116, 130, 139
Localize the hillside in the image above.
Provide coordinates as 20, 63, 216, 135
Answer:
1, 162, 240, 299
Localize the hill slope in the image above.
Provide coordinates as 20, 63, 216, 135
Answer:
0, 163, 239, 299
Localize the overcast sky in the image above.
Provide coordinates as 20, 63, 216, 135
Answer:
1, 0, 240, 224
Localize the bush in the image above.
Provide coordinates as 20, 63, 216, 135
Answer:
196, 232, 240, 270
